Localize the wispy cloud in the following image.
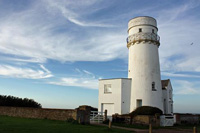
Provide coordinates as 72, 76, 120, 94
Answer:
162, 72, 200, 78
157, 1, 200, 74
173, 80, 200, 95
48, 69, 98, 89
157, 2, 197, 24
0, 65, 53, 79
45, 0, 113, 27
49, 77, 98, 89
0, 1, 126, 63
0, 56, 46, 63
0, 0, 199, 85
67, 17, 114, 27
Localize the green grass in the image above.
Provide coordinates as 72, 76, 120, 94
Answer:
0, 115, 130, 133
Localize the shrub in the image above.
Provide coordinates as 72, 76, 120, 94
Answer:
130, 106, 163, 117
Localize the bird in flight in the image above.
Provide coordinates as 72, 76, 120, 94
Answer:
190, 43, 193, 45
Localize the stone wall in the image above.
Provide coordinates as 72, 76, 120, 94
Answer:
0, 105, 92, 123
174, 113, 199, 125
133, 115, 150, 124
112, 114, 160, 126
133, 115, 160, 126
0, 106, 76, 120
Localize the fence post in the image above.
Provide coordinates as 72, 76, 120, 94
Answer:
104, 110, 107, 121
109, 120, 112, 128
78, 117, 81, 124
98, 114, 99, 123
149, 124, 152, 133
193, 126, 196, 133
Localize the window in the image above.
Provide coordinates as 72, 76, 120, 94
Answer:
152, 29, 154, 33
163, 99, 166, 114
171, 104, 173, 113
139, 28, 142, 32
104, 84, 112, 93
152, 82, 156, 91
136, 99, 142, 108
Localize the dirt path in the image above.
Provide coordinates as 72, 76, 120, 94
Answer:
152, 129, 193, 133
91, 123, 194, 133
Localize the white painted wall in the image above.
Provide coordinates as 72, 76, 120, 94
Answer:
128, 16, 163, 112
121, 79, 132, 114
98, 78, 131, 116
162, 80, 173, 114
102, 103, 114, 116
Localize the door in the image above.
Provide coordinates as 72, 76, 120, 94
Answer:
102, 103, 114, 116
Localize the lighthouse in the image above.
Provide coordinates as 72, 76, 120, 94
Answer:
98, 16, 173, 117
127, 16, 163, 112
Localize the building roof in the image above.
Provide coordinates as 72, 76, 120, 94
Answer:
99, 78, 131, 81
161, 79, 170, 90
128, 16, 156, 22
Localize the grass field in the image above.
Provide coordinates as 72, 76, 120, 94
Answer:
0, 115, 130, 133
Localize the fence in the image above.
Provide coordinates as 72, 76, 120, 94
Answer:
90, 110, 107, 123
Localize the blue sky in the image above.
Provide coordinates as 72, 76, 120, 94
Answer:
0, 0, 200, 113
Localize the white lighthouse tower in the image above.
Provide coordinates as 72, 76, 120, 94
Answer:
98, 16, 173, 118
127, 16, 163, 112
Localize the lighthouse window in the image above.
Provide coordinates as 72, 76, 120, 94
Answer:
152, 29, 154, 33
136, 99, 142, 108
104, 84, 112, 93
139, 28, 142, 32
152, 82, 156, 91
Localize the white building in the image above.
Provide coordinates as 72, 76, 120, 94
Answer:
162, 79, 173, 114
98, 16, 173, 116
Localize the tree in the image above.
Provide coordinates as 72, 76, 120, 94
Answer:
0, 95, 42, 108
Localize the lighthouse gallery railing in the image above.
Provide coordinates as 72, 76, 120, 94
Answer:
126, 32, 160, 48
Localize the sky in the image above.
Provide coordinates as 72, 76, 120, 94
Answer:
0, 0, 200, 113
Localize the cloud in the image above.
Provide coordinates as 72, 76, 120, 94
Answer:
67, 17, 114, 27
44, 0, 113, 27
40, 64, 51, 74
49, 77, 98, 89
162, 72, 200, 78
0, 57, 46, 63
157, 1, 200, 73
0, 65, 53, 79
173, 80, 200, 95
157, 1, 199, 24
48, 69, 98, 89
0, 0, 199, 79
0, 0, 126, 64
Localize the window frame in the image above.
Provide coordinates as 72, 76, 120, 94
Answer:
152, 82, 157, 91
104, 84, 112, 94
136, 99, 142, 108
